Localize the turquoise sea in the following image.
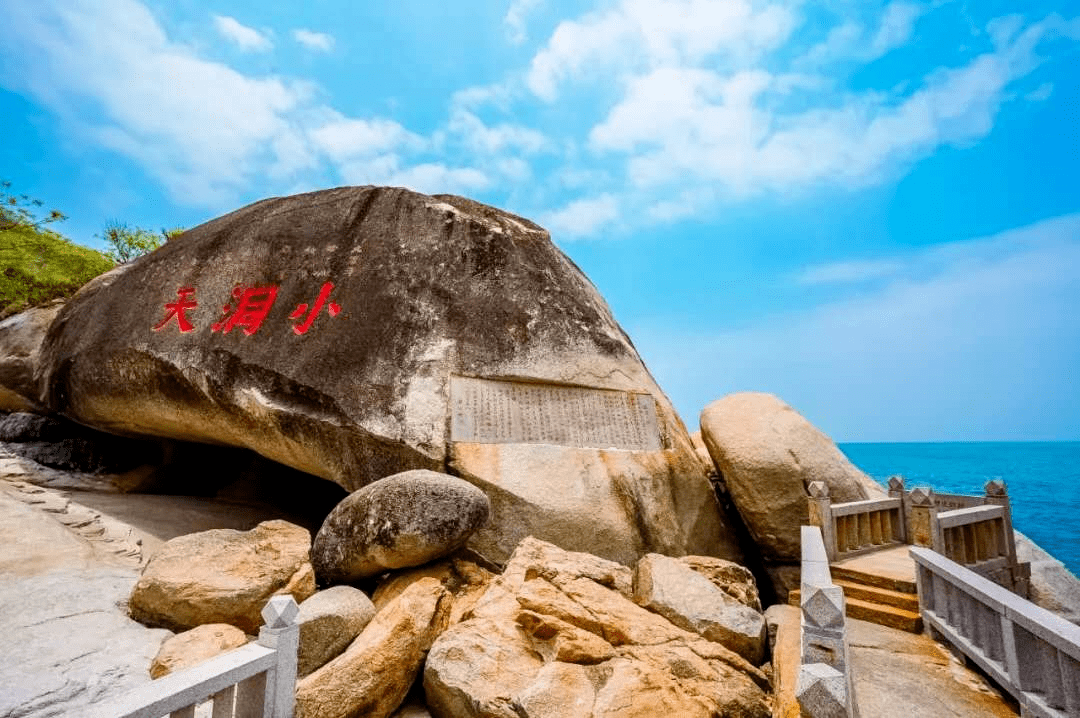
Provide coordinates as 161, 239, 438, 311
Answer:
839, 442, 1080, 578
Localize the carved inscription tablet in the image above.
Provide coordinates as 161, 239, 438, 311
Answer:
450, 376, 661, 451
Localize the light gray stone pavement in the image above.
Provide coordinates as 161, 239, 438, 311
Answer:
0, 474, 295, 717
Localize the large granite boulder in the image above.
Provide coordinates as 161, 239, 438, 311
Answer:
423, 537, 771, 718
311, 470, 489, 583
700, 392, 883, 562
36, 186, 741, 565
0, 301, 63, 412
129, 520, 316, 633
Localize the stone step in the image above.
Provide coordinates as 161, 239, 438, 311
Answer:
829, 565, 917, 594
789, 590, 923, 633
833, 579, 919, 612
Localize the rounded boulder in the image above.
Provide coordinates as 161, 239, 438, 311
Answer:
311, 470, 490, 584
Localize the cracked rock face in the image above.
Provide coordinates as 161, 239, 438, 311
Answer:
35, 186, 740, 565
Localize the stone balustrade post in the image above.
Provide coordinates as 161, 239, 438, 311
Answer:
908, 487, 942, 552
258, 595, 300, 718
807, 481, 838, 561
984, 479, 1024, 595
887, 476, 908, 543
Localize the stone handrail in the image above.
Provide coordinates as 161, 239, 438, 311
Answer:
911, 546, 1080, 717
86, 596, 299, 718
807, 481, 904, 561
806, 477, 1029, 595
796, 525, 858, 718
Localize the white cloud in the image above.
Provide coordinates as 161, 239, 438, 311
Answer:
590, 14, 1073, 196
801, 2, 926, 67
293, 28, 335, 52
1025, 82, 1053, 102
540, 194, 619, 238
309, 115, 424, 158
637, 213, 1080, 441
447, 109, 548, 155
505, 0, 544, 45
213, 15, 272, 52
797, 258, 906, 285
526, 0, 795, 100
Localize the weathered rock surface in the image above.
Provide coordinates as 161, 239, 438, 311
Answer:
35, 186, 741, 566
424, 537, 771, 718
129, 519, 316, 633
0, 301, 63, 413
372, 556, 494, 625
295, 577, 451, 718
634, 553, 766, 664
1016, 531, 1080, 624
295, 585, 376, 677
680, 554, 762, 611
149, 623, 248, 678
311, 470, 489, 583
700, 392, 883, 562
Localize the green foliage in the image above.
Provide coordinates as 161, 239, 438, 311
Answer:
0, 180, 67, 232
162, 226, 186, 242
99, 221, 165, 263
0, 223, 115, 319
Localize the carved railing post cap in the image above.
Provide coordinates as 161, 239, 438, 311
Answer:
887, 475, 905, 491
807, 481, 829, 498
262, 595, 299, 628
796, 663, 847, 715
984, 479, 1007, 497
801, 586, 845, 629
909, 486, 935, 506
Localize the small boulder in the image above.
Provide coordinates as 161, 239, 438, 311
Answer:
295, 577, 451, 718
0, 302, 63, 413
634, 553, 766, 664
311, 470, 490, 584
296, 585, 376, 677
149, 624, 248, 679
679, 555, 762, 612
700, 392, 883, 562
129, 520, 316, 633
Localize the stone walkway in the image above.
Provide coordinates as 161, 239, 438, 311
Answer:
0, 462, 298, 717
770, 603, 1018, 717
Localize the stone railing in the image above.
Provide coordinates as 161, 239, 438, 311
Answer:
796, 525, 858, 718
86, 596, 299, 718
808, 481, 903, 560
911, 547, 1080, 717
807, 477, 1029, 596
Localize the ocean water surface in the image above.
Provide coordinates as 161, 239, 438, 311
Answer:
839, 442, 1080, 577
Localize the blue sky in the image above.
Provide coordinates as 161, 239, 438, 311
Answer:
1, 0, 1078, 442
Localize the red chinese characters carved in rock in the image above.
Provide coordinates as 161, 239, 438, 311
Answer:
212, 285, 279, 336
153, 287, 198, 333
289, 281, 342, 335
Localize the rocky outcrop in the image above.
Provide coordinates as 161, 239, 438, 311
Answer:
700, 392, 882, 562
295, 577, 451, 718
1016, 531, 1080, 624
296, 585, 376, 677
679, 554, 762, 611
149, 623, 248, 678
0, 301, 63, 413
311, 470, 489, 583
35, 186, 741, 566
129, 520, 316, 633
423, 537, 771, 718
634, 553, 766, 664
372, 556, 494, 626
